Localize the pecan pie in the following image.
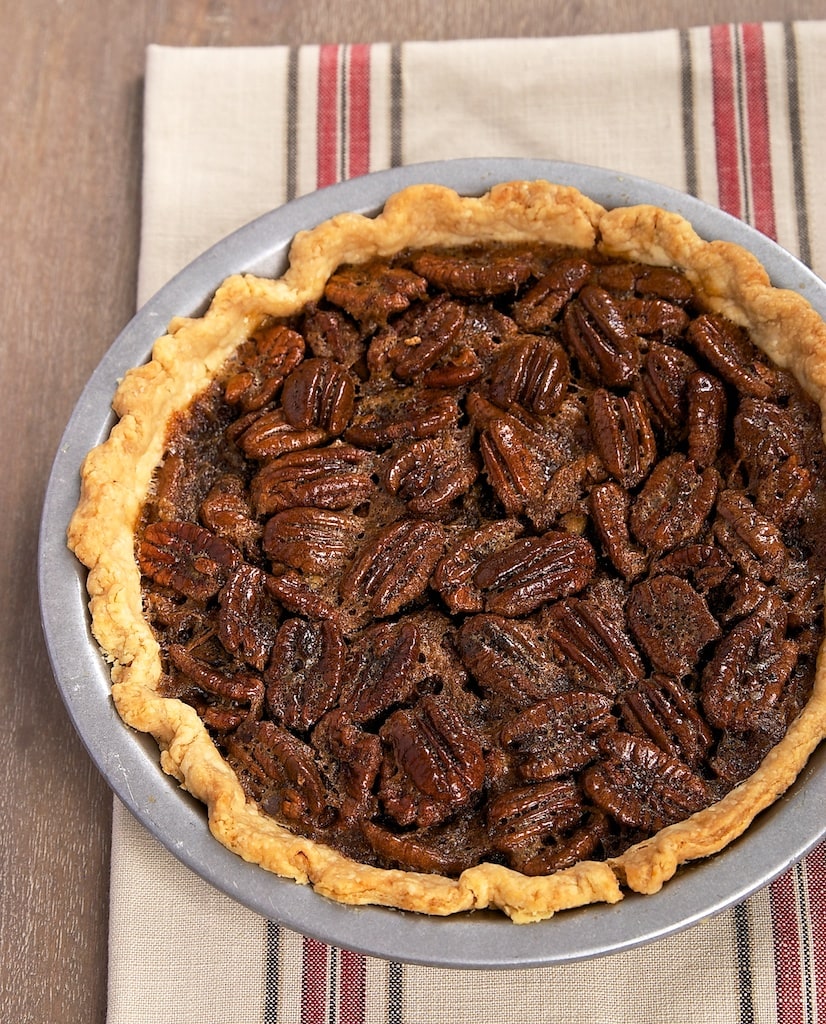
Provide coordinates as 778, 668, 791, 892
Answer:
68, 181, 826, 922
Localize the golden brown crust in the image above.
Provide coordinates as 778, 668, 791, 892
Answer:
68, 180, 826, 922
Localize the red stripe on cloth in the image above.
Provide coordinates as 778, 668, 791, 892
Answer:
339, 947, 367, 1023
710, 23, 742, 218
741, 23, 777, 239
317, 44, 340, 189
770, 868, 805, 1022
301, 936, 329, 1024
347, 43, 371, 179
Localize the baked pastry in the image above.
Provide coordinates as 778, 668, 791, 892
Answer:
68, 180, 826, 923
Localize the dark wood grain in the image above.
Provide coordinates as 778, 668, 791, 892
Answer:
4, 1, 826, 1020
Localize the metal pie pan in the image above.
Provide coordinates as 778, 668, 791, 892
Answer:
38, 158, 826, 969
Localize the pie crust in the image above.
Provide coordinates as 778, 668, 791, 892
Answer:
68, 180, 826, 923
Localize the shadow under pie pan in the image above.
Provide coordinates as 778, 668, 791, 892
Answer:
39, 158, 826, 969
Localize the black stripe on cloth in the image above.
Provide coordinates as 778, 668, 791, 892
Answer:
328, 946, 339, 1024
679, 29, 699, 197
734, 901, 756, 1024
263, 919, 281, 1022
732, 27, 753, 228
286, 46, 299, 201
387, 961, 404, 1024
796, 861, 816, 1021
390, 43, 403, 167
783, 22, 812, 267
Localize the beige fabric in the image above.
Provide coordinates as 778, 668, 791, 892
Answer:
107, 24, 826, 1022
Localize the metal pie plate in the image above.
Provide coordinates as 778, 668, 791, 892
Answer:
38, 158, 826, 969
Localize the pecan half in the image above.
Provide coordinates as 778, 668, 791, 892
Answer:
410, 247, 535, 297
734, 397, 806, 482
457, 613, 568, 707
507, 812, 610, 875
714, 489, 788, 582
167, 643, 263, 713
488, 335, 570, 416
382, 432, 477, 516
265, 617, 345, 732
234, 408, 327, 461
374, 296, 467, 382
613, 297, 689, 340
379, 695, 486, 827
583, 732, 713, 832
755, 456, 811, 525
620, 675, 713, 768
324, 259, 428, 325
217, 564, 282, 672
640, 342, 699, 434
626, 574, 721, 677
341, 618, 424, 722
597, 262, 694, 304
685, 313, 776, 398
340, 519, 445, 619
150, 453, 190, 523
138, 520, 241, 601
251, 444, 376, 517
473, 531, 596, 616
782, 561, 825, 633
633, 264, 695, 303
542, 597, 645, 695
199, 474, 262, 555
486, 779, 585, 854
588, 387, 656, 488
301, 304, 364, 367
714, 573, 771, 626
421, 345, 485, 388
262, 507, 365, 576
588, 482, 648, 580
630, 453, 719, 555
344, 387, 460, 449
224, 324, 306, 412
314, 709, 382, 823
280, 357, 355, 436
650, 543, 732, 594
265, 570, 340, 622
562, 284, 641, 386
686, 371, 727, 467
227, 720, 331, 827
500, 690, 615, 779
710, 729, 777, 785
477, 414, 557, 517
701, 593, 798, 735
361, 818, 487, 876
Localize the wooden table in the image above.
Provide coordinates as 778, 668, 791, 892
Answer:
4, 1, 826, 1019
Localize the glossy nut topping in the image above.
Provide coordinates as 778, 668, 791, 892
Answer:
137, 242, 826, 877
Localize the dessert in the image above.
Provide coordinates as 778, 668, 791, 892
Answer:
68, 180, 826, 922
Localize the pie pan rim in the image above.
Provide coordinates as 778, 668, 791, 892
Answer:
39, 157, 826, 968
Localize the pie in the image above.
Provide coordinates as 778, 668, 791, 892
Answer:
68, 180, 826, 923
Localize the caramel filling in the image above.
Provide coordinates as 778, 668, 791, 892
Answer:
137, 243, 826, 878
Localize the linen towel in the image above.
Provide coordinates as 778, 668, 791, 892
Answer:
107, 23, 826, 1023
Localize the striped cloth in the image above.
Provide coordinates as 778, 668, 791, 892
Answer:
108, 23, 826, 1024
